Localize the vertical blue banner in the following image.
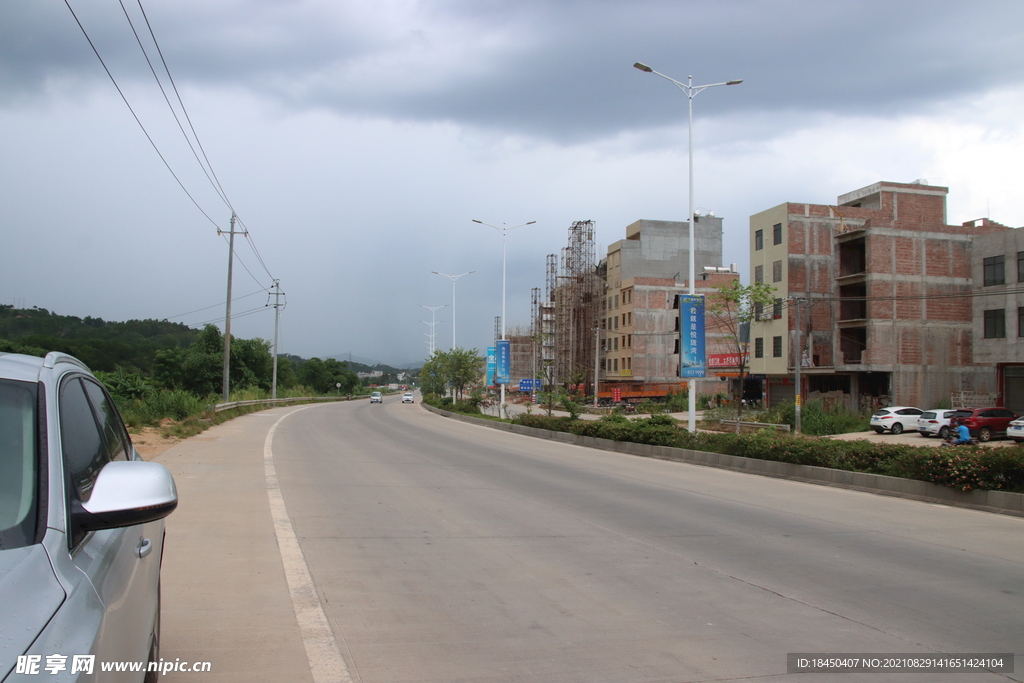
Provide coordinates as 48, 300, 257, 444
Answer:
679, 295, 706, 378
496, 340, 511, 384
486, 346, 496, 386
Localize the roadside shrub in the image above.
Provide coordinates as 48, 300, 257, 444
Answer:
508, 407, 1024, 492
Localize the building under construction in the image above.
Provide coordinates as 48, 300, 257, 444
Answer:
538, 220, 602, 391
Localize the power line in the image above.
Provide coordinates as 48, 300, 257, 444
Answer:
63, 0, 221, 230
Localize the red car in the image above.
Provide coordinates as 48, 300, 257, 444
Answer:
950, 407, 1019, 442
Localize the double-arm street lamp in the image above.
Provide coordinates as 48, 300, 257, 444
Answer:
431, 271, 474, 350
633, 62, 742, 432
473, 219, 536, 414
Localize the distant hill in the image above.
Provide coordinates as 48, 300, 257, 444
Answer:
0, 305, 198, 373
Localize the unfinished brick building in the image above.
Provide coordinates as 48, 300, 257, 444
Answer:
748, 180, 1011, 410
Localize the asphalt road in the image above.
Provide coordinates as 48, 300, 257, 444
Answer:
245, 397, 1024, 683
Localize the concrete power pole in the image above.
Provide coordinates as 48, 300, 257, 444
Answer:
219, 213, 246, 403
268, 280, 286, 399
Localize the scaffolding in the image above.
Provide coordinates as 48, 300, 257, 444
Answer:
552, 220, 601, 390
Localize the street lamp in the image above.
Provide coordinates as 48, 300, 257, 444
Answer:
431, 271, 474, 349
473, 219, 536, 415
633, 61, 742, 433
420, 304, 447, 356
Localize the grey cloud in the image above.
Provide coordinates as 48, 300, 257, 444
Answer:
4, 0, 1023, 142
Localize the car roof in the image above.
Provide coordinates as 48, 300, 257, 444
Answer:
0, 352, 91, 383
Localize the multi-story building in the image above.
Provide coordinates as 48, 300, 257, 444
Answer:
599, 217, 743, 399
748, 180, 1012, 410
971, 226, 1024, 412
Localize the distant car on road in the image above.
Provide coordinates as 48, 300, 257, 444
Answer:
0, 352, 177, 682
950, 407, 1019, 442
370, 391, 383, 403
917, 409, 973, 439
402, 392, 414, 403
870, 406, 923, 434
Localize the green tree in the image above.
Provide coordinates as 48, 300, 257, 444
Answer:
705, 279, 778, 430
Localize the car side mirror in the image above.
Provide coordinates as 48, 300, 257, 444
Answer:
72, 461, 178, 533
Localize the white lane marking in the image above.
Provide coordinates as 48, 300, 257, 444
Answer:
265, 407, 354, 683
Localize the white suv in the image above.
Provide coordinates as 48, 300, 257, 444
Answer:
917, 409, 973, 439
870, 406, 923, 434
402, 392, 414, 403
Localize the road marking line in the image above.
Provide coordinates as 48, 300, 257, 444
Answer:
265, 407, 354, 683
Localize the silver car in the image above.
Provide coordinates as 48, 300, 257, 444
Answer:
1, 352, 177, 682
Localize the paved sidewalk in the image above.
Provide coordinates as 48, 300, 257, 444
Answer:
153, 408, 315, 683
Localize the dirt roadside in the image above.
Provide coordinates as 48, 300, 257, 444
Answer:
131, 422, 182, 461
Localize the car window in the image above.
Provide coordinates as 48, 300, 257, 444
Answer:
0, 378, 39, 550
921, 412, 936, 419
60, 377, 107, 506
82, 380, 129, 462
897, 409, 921, 416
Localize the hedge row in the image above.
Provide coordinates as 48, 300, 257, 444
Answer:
510, 414, 1024, 492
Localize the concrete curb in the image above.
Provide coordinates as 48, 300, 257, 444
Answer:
422, 403, 1024, 518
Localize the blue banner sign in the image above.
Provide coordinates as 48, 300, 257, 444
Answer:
496, 340, 511, 384
679, 295, 706, 378
486, 347, 496, 386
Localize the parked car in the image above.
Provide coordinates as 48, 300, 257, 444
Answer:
370, 391, 383, 403
950, 407, 1019, 442
870, 406, 924, 434
1008, 416, 1024, 443
917, 409, 973, 439
402, 392, 415, 403
0, 352, 177, 682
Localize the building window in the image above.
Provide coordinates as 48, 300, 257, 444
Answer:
773, 223, 782, 245
754, 302, 764, 321
755, 229, 763, 251
773, 299, 783, 319
614, 316, 619, 330
613, 358, 618, 372
754, 337, 764, 358
1019, 307, 1024, 337
772, 336, 782, 357
614, 337, 619, 350
673, 339, 680, 354
1018, 252, 1024, 283
773, 260, 782, 282
984, 309, 1006, 339
984, 255, 1005, 286
754, 265, 763, 284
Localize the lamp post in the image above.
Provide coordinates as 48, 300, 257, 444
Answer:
431, 271, 474, 350
633, 62, 742, 433
419, 304, 448, 356
473, 219, 536, 415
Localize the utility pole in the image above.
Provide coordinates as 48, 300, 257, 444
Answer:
794, 297, 802, 435
593, 327, 601, 407
219, 213, 246, 403
268, 280, 286, 399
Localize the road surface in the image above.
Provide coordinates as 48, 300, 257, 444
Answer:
158, 397, 1024, 682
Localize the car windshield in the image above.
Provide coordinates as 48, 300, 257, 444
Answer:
0, 379, 39, 550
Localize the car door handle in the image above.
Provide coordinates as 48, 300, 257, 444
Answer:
136, 537, 153, 559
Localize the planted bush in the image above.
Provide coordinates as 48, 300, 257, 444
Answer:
509, 412, 1024, 493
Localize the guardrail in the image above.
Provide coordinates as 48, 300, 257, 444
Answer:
212, 395, 353, 412
718, 419, 791, 433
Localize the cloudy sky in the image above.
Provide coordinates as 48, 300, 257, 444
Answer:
2, 0, 1023, 366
